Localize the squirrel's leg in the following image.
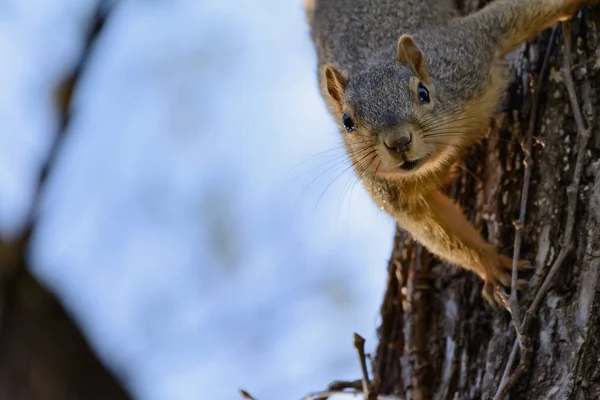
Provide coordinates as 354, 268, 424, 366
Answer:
399, 190, 526, 307
469, 0, 596, 56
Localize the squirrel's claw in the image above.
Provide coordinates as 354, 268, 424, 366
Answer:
482, 281, 503, 309
481, 255, 531, 309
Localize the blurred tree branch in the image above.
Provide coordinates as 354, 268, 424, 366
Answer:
0, 2, 131, 399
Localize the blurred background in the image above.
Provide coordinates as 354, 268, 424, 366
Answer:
0, 1, 395, 399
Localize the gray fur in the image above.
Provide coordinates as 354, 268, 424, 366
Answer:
311, 0, 500, 129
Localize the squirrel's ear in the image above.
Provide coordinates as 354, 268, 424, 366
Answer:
324, 64, 348, 111
397, 34, 430, 82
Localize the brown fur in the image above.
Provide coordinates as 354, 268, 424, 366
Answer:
306, 0, 596, 306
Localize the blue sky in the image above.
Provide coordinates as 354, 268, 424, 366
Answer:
0, 1, 395, 399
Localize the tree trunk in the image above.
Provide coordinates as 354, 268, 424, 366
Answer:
373, 4, 600, 400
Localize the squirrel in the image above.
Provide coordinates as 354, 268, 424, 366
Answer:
305, 0, 596, 307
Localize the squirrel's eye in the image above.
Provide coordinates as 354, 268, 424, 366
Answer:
418, 82, 430, 105
342, 113, 356, 132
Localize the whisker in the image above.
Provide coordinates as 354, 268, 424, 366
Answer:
289, 142, 376, 181
312, 150, 377, 214
423, 132, 518, 144
419, 116, 491, 132
340, 151, 379, 222
293, 146, 374, 206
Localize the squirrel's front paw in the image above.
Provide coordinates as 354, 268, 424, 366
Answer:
498, 255, 532, 272
481, 255, 531, 309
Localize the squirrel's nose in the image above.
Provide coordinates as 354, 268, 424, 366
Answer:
384, 133, 412, 154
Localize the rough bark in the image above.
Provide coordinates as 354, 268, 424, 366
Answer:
373, 4, 600, 400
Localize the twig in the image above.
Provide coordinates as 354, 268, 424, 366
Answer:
240, 389, 259, 400
498, 340, 519, 392
507, 25, 559, 341
494, 21, 590, 399
304, 391, 403, 400
353, 333, 372, 398
305, 391, 363, 399
527, 19, 590, 313
494, 25, 559, 399
307, 329, 405, 400
28, 1, 111, 225
328, 380, 363, 392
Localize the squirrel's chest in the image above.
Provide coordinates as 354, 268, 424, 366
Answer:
363, 178, 428, 216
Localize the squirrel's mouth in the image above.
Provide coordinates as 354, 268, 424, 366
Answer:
398, 157, 424, 172
376, 154, 430, 177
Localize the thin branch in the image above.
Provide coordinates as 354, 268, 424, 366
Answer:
353, 333, 372, 398
328, 380, 363, 392
527, 19, 590, 312
240, 389, 259, 400
304, 391, 363, 400
498, 340, 519, 392
28, 1, 111, 226
305, 332, 403, 400
494, 25, 559, 398
506, 25, 558, 338
0, 0, 112, 334
304, 391, 403, 400
494, 21, 590, 400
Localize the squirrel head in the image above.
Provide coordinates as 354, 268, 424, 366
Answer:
323, 34, 465, 182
